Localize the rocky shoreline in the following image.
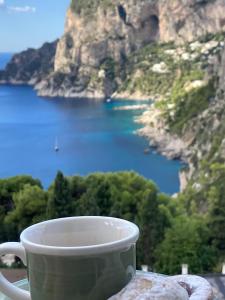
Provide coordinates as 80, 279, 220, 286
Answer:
112, 91, 152, 101
131, 103, 192, 192
134, 105, 190, 162
114, 104, 149, 111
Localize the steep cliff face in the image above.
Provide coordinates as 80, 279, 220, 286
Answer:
36, 0, 225, 98
1, 0, 225, 98
37, 0, 161, 98
219, 41, 225, 93
159, 0, 225, 43
0, 41, 58, 85
55, 0, 225, 72
55, 1, 159, 73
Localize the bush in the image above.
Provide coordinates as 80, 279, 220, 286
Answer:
71, 0, 113, 15
168, 79, 215, 134
155, 216, 216, 274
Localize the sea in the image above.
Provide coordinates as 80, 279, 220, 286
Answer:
0, 53, 182, 194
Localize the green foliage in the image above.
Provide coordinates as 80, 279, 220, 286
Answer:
168, 79, 215, 134
0, 171, 174, 268
176, 160, 225, 271
119, 42, 178, 96
181, 162, 225, 215
0, 176, 42, 242
101, 58, 115, 80
0, 175, 42, 214
70, 171, 174, 267
0, 170, 224, 273
206, 164, 225, 257
136, 189, 171, 268
5, 184, 47, 238
199, 31, 225, 43
71, 0, 113, 16
47, 171, 72, 219
155, 216, 216, 274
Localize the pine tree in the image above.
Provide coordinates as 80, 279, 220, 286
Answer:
207, 164, 225, 257
47, 171, 72, 219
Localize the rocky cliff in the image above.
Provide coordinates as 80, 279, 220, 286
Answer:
133, 33, 225, 209
1, 0, 225, 98
159, 0, 225, 43
0, 41, 58, 86
38, 0, 225, 98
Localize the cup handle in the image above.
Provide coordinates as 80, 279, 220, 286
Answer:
0, 242, 31, 300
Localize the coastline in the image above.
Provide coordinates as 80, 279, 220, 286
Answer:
112, 93, 189, 192
0, 78, 185, 192
131, 101, 191, 192
0, 80, 188, 170
0, 83, 182, 194
1, 79, 187, 168
134, 107, 189, 162
111, 91, 153, 101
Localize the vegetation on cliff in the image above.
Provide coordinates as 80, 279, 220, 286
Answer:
111, 32, 225, 273
71, 0, 113, 15
118, 32, 224, 99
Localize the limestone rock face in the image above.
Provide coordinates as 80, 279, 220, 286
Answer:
39, 1, 160, 98
55, 0, 225, 72
1, 0, 225, 98
219, 40, 225, 94
36, 0, 225, 98
159, 0, 225, 44
54, 2, 159, 73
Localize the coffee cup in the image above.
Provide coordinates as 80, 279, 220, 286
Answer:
0, 216, 139, 300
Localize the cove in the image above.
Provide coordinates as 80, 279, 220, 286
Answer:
0, 84, 182, 194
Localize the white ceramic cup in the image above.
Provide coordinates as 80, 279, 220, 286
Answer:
0, 216, 139, 300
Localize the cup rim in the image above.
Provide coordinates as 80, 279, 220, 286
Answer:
20, 216, 139, 256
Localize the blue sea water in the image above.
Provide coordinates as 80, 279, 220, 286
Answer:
0, 55, 182, 194
0, 53, 13, 69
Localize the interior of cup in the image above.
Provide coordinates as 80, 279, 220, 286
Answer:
21, 217, 137, 248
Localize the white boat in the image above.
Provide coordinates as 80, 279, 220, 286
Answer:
106, 98, 111, 103
54, 137, 59, 152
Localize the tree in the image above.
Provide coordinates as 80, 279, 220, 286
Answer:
47, 171, 72, 219
155, 216, 216, 275
0, 175, 42, 214
0, 176, 43, 242
136, 188, 171, 269
0, 171, 180, 269
5, 184, 47, 239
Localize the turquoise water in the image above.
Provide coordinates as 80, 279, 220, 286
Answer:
0, 55, 182, 194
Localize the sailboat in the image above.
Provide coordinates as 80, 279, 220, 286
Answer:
54, 137, 59, 152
